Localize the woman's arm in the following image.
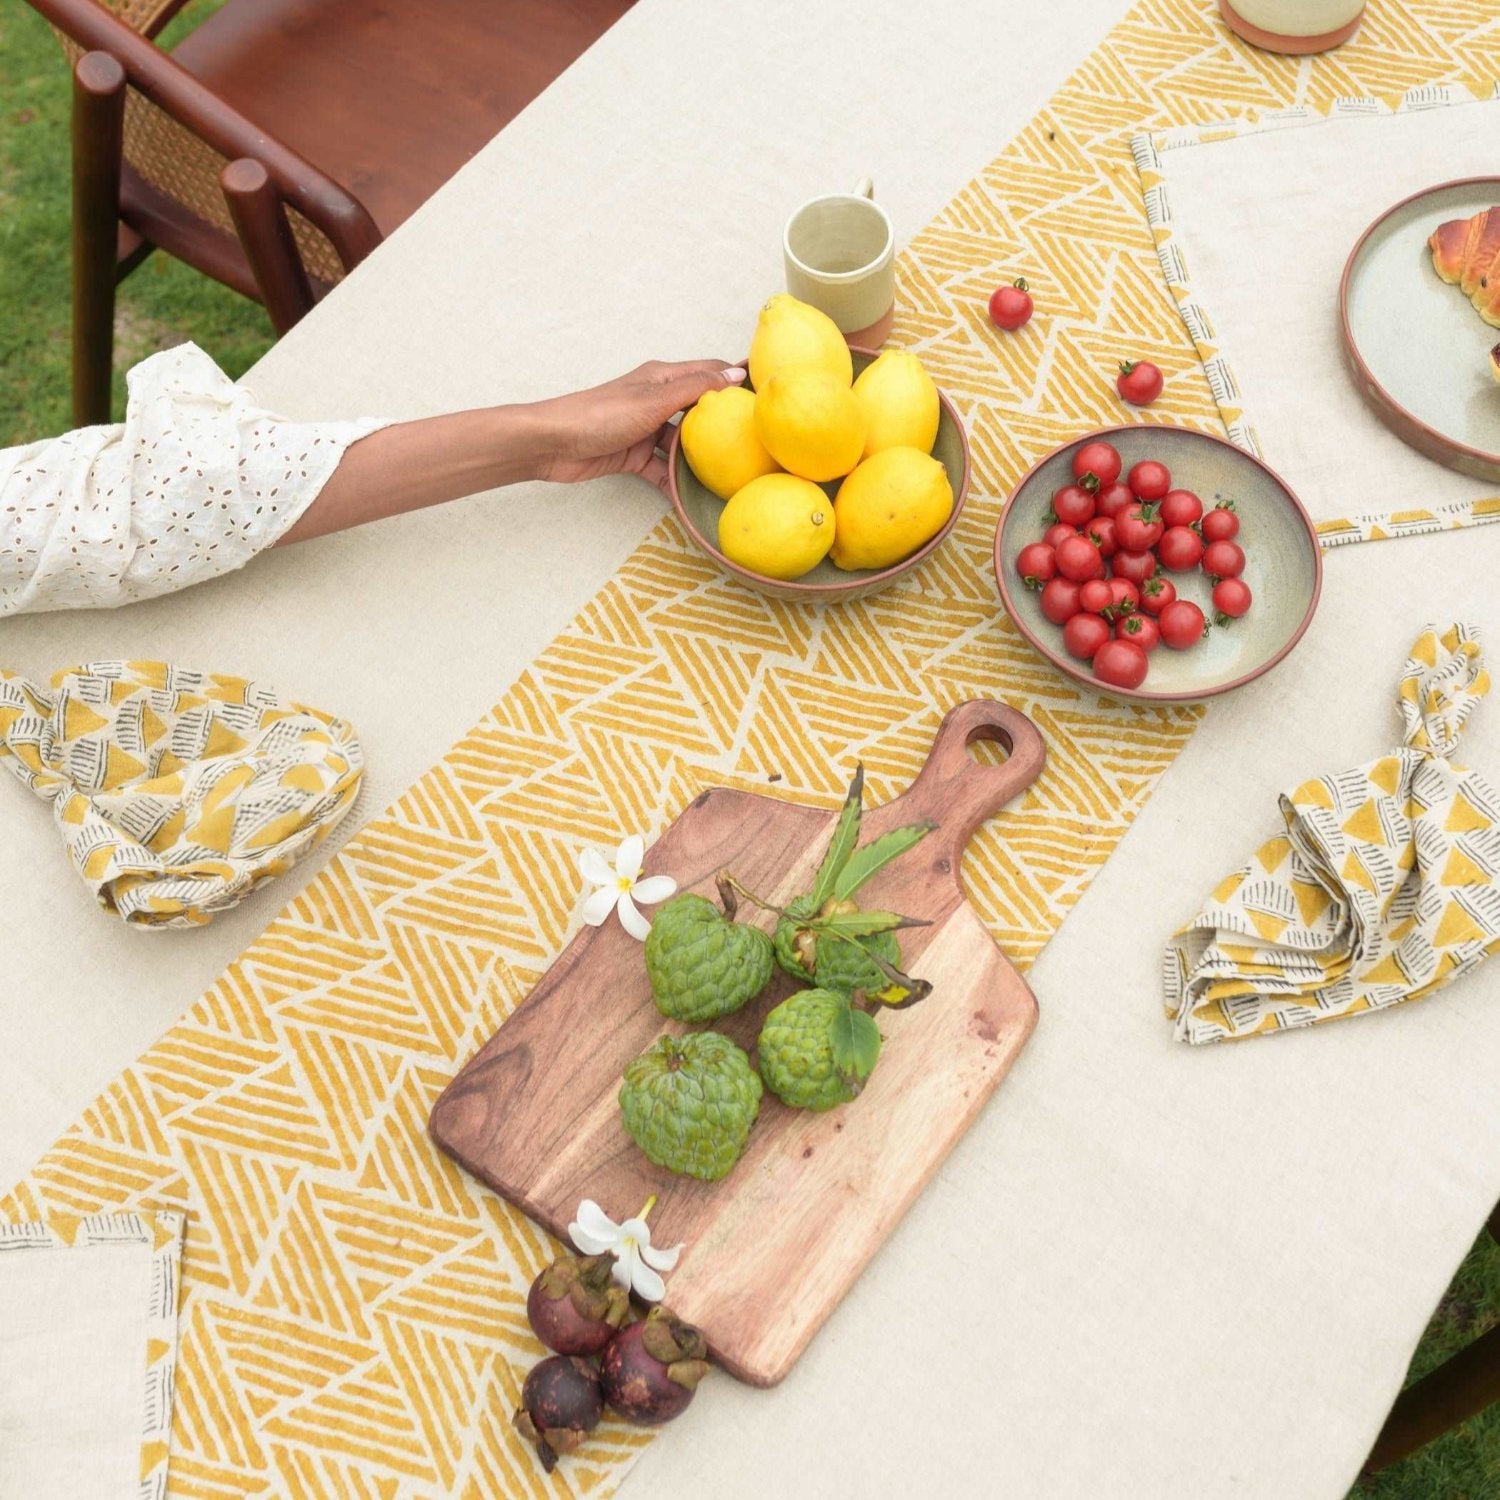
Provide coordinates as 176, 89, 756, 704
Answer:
275, 359, 746, 546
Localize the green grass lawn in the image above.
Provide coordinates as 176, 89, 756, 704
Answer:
1, 4, 1498, 1495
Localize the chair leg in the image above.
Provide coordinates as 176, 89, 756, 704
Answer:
221, 158, 315, 336
71, 51, 127, 429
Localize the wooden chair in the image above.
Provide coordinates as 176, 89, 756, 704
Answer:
28, 0, 636, 426
1361, 1200, 1500, 1477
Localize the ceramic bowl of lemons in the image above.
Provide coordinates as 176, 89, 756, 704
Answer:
666, 345, 970, 604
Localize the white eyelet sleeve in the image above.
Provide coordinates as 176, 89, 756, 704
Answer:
0, 343, 388, 617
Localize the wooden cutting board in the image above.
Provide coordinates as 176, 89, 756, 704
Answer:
429, 700, 1046, 1387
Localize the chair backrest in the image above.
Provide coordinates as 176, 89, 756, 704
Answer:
30, 0, 381, 297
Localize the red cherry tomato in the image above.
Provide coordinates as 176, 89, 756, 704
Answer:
1078, 578, 1114, 615
1084, 516, 1117, 559
1044, 521, 1078, 551
1112, 548, 1157, 585
1116, 359, 1164, 406
1126, 460, 1171, 500
989, 278, 1034, 331
1063, 612, 1113, 660
1115, 502, 1164, 552
1056, 533, 1106, 582
1116, 612, 1160, 652
1159, 489, 1203, 528
1203, 539, 1245, 579
1071, 440, 1122, 488
1138, 574, 1176, 616
1039, 577, 1082, 625
1157, 525, 1204, 572
1015, 541, 1056, 588
1095, 481, 1135, 520
1108, 578, 1140, 615
1212, 577, 1252, 620
1052, 484, 1096, 528
1201, 503, 1240, 542
1092, 639, 1150, 690
1159, 599, 1207, 650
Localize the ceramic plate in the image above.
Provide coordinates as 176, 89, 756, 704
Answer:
666, 348, 969, 603
1341, 177, 1500, 482
994, 425, 1321, 703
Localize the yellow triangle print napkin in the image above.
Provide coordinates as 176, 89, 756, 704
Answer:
0, 661, 364, 927
1166, 625, 1498, 1044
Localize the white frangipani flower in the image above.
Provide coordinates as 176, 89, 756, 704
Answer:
578, 834, 676, 941
568, 1197, 681, 1303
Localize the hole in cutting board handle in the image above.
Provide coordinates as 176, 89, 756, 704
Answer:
966, 731, 1013, 768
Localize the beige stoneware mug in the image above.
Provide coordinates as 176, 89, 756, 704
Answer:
783, 178, 896, 348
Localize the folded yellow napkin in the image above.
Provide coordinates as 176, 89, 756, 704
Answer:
1166, 624, 1498, 1043
0, 661, 363, 927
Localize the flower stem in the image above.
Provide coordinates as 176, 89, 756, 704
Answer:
636, 1194, 657, 1224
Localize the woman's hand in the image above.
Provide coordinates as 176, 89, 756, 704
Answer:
528, 360, 747, 494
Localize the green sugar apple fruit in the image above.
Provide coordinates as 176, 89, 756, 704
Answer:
813, 927, 902, 997
645, 892, 774, 1022
757, 988, 882, 1112
771, 893, 820, 982
619, 1032, 763, 1181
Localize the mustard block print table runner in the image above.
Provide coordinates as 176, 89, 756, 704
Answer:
6, 2, 1496, 1495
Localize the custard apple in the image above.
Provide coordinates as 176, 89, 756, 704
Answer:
645, 893, 774, 1022
757, 988, 881, 1111
813, 928, 901, 997
771, 893, 820, 982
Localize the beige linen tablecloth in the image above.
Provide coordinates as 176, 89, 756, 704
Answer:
4, 3, 1500, 1498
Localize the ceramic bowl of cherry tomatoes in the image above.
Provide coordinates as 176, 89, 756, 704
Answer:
993, 425, 1322, 702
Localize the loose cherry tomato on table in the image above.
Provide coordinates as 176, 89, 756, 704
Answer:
1052, 484, 1097, 528
1039, 577, 1082, 625
1157, 525, 1204, 572
1015, 542, 1056, 588
1063, 612, 1113, 660
1159, 488, 1203, 528
1044, 521, 1078, 551
1203, 539, 1246, 579
1212, 577, 1253, 620
1201, 502, 1240, 542
1126, 460, 1171, 500
989, 278, 1034, 331
1116, 612, 1160, 652
1092, 638, 1150, 690
1116, 359, 1165, 406
1158, 599, 1207, 650
1112, 548, 1157, 586
1107, 578, 1140, 615
1138, 575, 1176, 615
1115, 502, 1164, 552
1079, 578, 1114, 615
1056, 533, 1106, 582
1095, 481, 1135, 520
1072, 440, 1122, 488
1084, 515, 1118, 558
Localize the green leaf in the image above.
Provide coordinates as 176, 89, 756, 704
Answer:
832, 822, 935, 902
809, 765, 865, 908
814, 909, 929, 938
828, 1003, 882, 1088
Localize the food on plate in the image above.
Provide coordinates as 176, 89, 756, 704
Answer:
1429, 209, 1500, 332
1200, 501, 1239, 542
717, 472, 835, 579
988, 277, 1034, 331
527, 1254, 631, 1356
1052, 482, 1096, 527
1492, 342, 1500, 382
1158, 524, 1204, 571
1072, 439, 1123, 487
1116, 358, 1164, 406
599, 1308, 710, 1425
1016, 541, 1057, 587
1158, 599, 1207, 650
644, 891, 774, 1022
1092, 638, 1149, 690
755, 370, 867, 481
830, 446, 954, 570
679, 385, 781, 500
1212, 577, 1253, 621
514, 1355, 605, 1472
1063, 611, 1112, 659
1203, 538, 1245, 578
748, 292, 853, 388
758, 987, 882, 1110
853, 349, 940, 457
618, 1032, 763, 1181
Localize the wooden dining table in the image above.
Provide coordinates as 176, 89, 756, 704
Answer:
3, 1, 1500, 1495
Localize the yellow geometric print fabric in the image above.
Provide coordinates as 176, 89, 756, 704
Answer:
1166, 625, 1499, 1043
0, 661, 364, 927
4, 4, 1498, 1498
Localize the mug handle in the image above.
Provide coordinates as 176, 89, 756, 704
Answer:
852, 177, 874, 199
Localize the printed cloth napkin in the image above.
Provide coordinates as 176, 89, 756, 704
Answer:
0, 1211, 184, 1500
1166, 624, 1499, 1043
0, 660, 363, 926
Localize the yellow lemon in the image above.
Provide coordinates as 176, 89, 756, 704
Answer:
718, 473, 835, 580
830, 446, 953, 571
679, 386, 781, 500
852, 349, 940, 458
754, 372, 866, 483
748, 294, 853, 390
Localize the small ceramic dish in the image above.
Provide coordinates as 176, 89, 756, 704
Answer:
1340, 176, 1500, 483
664, 347, 969, 604
993, 424, 1322, 703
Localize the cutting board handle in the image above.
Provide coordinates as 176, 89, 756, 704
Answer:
885, 700, 1046, 867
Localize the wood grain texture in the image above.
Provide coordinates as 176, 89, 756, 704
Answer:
429, 702, 1046, 1386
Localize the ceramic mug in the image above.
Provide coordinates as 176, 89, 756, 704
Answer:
783, 178, 896, 348
1219, 0, 1365, 54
